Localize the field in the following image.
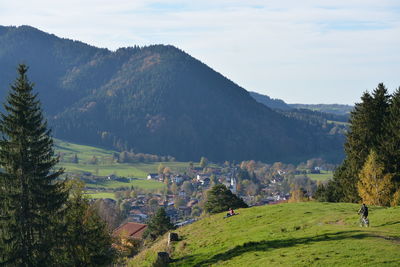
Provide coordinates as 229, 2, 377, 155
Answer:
85, 179, 166, 190
306, 170, 333, 182
296, 170, 333, 182
54, 139, 190, 190
129, 202, 400, 266
85, 192, 117, 200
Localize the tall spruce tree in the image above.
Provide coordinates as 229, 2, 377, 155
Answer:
332, 84, 390, 202
0, 65, 67, 266
381, 88, 400, 185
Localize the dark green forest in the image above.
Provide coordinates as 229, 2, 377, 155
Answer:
0, 25, 344, 163
316, 84, 400, 206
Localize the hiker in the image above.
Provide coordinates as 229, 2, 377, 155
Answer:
226, 208, 235, 217
358, 203, 369, 227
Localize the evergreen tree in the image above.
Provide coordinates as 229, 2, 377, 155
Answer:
357, 150, 393, 207
143, 208, 174, 240
332, 84, 390, 202
61, 179, 116, 266
381, 88, 400, 185
0, 65, 68, 265
204, 184, 248, 214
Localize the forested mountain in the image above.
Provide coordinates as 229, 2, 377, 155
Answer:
0, 25, 344, 162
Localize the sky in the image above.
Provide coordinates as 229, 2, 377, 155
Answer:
0, 0, 399, 105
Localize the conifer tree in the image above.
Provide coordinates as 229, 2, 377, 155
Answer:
143, 207, 174, 240
204, 184, 248, 214
333, 84, 390, 202
381, 88, 400, 184
358, 150, 393, 206
62, 179, 116, 266
0, 65, 68, 265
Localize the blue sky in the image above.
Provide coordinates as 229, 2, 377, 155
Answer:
0, 0, 399, 104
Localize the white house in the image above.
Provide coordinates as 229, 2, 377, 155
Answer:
147, 173, 159, 180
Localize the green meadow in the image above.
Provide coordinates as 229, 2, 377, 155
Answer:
295, 170, 333, 182
54, 139, 190, 190
85, 179, 166, 190
306, 170, 333, 182
85, 192, 117, 200
130, 202, 400, 266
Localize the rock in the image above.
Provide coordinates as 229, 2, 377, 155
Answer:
168, 232, 179, 246
153, 252, 170, 267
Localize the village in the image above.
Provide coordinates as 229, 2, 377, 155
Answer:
95, 159, 334, 242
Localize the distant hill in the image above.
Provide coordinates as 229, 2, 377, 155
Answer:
249, 91, 353, 116
0, 25, 344, 163
130, 202, 400, 266
249, 91, 350, 134
249, 91, 291, 110
289, 103, 353, 115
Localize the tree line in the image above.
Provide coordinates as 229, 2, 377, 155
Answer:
317, 83, 400, 206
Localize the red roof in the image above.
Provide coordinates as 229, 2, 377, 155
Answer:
113, 222, 147, 239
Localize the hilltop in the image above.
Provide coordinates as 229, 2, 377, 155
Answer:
0, 25, 344, 163
130, 202, 400, 266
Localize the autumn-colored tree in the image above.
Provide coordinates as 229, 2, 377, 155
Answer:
390, 189, 400, 207
157, 163, 165, 175
170, 183, 179, 195
163, 167, 171, 176
288, 187, 308, 203
358, 150, 394, 207
200, 156, 208, 169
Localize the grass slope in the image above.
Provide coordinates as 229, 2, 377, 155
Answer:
130, 202, 400, 266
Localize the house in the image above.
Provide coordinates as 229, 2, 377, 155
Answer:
147, 173, 159, 180
277, 170, 286, 175
187, 199, 198, 208
178, 206, 192, 217
196, 174, 210, 182
129, 210, 148, 223
113, 222, 148, 240
107, 174, 117, 180
200, 177, 210, 186
172, 175, 184, 185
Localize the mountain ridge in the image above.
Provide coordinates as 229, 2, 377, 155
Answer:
0, 25, 344, 162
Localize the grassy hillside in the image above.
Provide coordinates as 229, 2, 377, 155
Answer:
129, 202, 400, 266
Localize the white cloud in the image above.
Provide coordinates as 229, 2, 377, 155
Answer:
0, 0, 399, 104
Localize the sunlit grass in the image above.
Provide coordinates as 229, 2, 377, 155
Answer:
130, 202, 400, 266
